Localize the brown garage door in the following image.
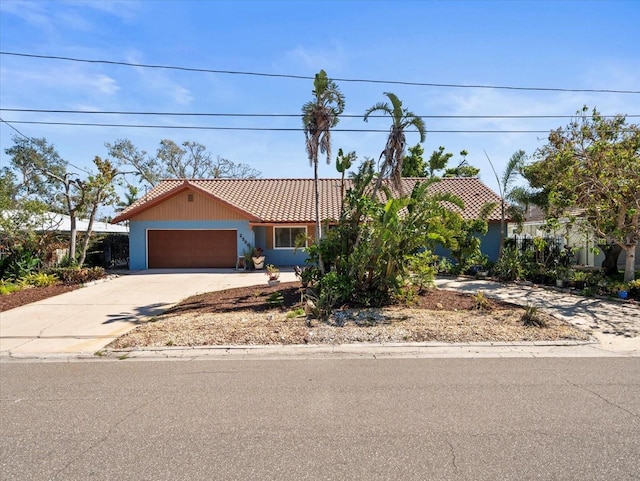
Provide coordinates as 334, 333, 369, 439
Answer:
147, 230, 236, 268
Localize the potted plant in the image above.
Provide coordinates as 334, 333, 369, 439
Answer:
266, 264, 280, 286
251, 247, 265, 270
554, 266, 569, 288
571, 270, 588, 290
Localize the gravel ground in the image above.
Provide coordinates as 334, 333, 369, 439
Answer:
108, 282, 590, 349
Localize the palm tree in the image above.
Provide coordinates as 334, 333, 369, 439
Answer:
302, 70, 345, 245
484, 149, 527, 258
364, 92, 426, 197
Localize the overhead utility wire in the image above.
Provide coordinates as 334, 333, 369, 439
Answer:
0, 120, 564, 133
0, 116, 30, 139
2, 51, 638, 95
2, 108, 638, 119
0, 117, 92, 174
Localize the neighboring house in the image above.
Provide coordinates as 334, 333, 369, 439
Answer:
0, 210, 129, 234
509, 205, 640, 269
112, 178, 504, 270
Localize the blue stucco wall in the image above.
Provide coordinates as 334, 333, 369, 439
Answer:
433, 221, 502, 264
128, 220, 254, 270
252, 226, 309, 267
482, 222, 501, 262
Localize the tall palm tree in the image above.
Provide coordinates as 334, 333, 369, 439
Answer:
302, 70, 345, 245
364, 92, 426, 197
484, 149, 527, 258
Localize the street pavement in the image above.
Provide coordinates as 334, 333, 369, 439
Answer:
1, 358, 638, 481
0, 272, 638, 360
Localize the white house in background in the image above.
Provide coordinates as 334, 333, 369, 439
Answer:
33, 212, 129, 234
509, 205, 638, 269
0, 211, 128, 234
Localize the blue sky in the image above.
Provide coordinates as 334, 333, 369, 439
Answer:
1, 0, 639, 203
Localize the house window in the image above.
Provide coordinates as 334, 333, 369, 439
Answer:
274, 226, 306, 249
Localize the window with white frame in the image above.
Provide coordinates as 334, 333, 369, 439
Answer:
274, 226, 306, 249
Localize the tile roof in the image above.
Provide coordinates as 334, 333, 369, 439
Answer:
112, 177, 504, 224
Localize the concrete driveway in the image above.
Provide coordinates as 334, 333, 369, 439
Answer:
0, 269, 298, 358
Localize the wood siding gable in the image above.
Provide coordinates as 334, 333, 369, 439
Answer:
131, 188, 252, 221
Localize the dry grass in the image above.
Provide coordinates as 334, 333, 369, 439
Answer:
109, 304, 589, 349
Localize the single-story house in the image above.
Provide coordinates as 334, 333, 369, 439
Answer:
509, 205, 640, 270
1, 211, 129, 234
112, 178, 504, 270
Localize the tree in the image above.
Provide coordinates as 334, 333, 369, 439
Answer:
5, 136, 119, 267
335, 148, 356, 212
76, 156, 118, 266
525, 107, 640, 282
442, 150, 480, 177
302, 69, 345, 246
364, 92, 426, 196
427, 146, 453, 177
115, 185, 139, 213
305, 163, 463, 308
485, 149, 527, 258
402, 143, 427, 177
106, 139, 261, 188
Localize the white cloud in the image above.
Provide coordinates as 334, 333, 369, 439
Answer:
172, 85, 194, 105
0, 0, 54, 32
279, 43, 348, 74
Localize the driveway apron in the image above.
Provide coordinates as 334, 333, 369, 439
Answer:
0, 269, 298, 357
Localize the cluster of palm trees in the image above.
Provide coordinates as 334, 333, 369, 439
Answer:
302, 70, 426, 244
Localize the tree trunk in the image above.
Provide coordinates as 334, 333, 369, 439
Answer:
69, 211, 78, 265
313, 160, 325, 275
623, 243, 637, 282
77, 202, 99, 267
499, 200, 505, 259
600, 243, 622, 276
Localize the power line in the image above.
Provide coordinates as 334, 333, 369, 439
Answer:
2, 108, 639, 119
0, 117, 92, 174
2, 51, 638, 95
0, 116, 30, 139
0, 119, 562, 133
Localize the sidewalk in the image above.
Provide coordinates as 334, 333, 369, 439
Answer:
435, 278, 639, 354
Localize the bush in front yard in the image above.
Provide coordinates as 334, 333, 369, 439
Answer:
46, 266, 105, 285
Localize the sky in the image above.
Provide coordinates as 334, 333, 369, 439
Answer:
1, 0, 639, 208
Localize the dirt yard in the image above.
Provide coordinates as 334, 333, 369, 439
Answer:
108, 281, 590, 348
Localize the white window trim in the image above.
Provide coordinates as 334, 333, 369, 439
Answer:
273, 225, 307, 250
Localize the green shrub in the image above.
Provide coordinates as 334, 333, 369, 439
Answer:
492, 247, 525, 282
0, 280, 22, 295
2, 249, 41, 280
436, 257, 454, 275
473, 291, 490, 311
286, 308, 306, 318
407, 250, 437, 294
266, 292, 284, 308
18, 273, 58, 288
521, 304, 547, 328
46, 266, 105, 285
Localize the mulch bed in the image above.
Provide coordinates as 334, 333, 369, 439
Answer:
1, 283, 81, 312
164, 281, 491, 316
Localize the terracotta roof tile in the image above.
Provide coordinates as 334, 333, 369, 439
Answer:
113, 177, 503, 223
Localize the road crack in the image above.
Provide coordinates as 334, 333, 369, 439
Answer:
49, 396, 159, 480
560, 376, 638, 419
445, 437, 458, 473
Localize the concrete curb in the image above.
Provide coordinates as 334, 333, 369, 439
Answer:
7, 338, 638, 363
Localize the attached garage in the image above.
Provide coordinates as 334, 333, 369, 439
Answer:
147, 229, 237, 268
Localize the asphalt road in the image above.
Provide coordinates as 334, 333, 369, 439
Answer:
1, 358, 639, 481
